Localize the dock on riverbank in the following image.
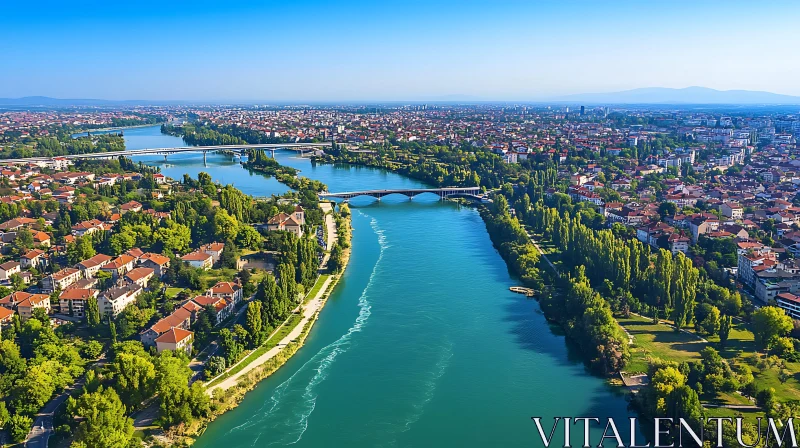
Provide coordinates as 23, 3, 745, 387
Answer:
509, 286, 535, 297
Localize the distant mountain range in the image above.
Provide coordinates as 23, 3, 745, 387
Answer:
551, 87, 800, 105
3, 87, 800, 106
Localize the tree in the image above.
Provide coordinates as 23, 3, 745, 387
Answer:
9, 273, 24, 292
213, 209, 239, 242
155, 221, 192, 254
9, 413, 33, 442
109, 320, 117, 343
0, 401, 10, 429
154, 351, 207, 427
205, 356, 226, 378
752, 306, 793, 349
245, 302, 264, 348
86, 297, 101, 328
650, 366, 686, 414
235, 225, 262, 250
658, 201, 678, 220
697, 305, 721, 336
329, 243, 345, 273
666, 385, 703, 428
219, 239, 239, 269
111, 352, 156, 409
14, 227, 34, 251
719, 315, 732, 345
68, 386, 134, 448
10, 363, 56, 416
66, 237, 96, 265
219, 328, 243, 367
81, 340, 103, 360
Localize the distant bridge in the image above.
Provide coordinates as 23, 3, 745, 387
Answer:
319, 187, 483, 201
0, 143, 333, 164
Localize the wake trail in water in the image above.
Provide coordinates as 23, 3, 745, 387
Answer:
226, 211, 388, 446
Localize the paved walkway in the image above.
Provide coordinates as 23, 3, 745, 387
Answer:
319, 202, 338, 269
204, 202, 341, 395
206, 275, 333, 395
526, 231, 559, 274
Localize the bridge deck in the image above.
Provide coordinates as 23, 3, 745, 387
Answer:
0, 143, 332, 163
319, 187, 481, 199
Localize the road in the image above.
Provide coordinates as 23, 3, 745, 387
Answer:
26, 353, 107, 448
187, 296, 253, 382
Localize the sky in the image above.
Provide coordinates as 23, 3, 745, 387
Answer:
2, 0, 800, 101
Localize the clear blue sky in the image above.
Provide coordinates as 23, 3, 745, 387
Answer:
3, 0, 799, 101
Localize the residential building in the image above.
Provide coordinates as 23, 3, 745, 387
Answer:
0, 261, 20, 281
155, 327, 193, 354
76, 253, 113, 278
124, 267, 155, 288
777, 293, 800, 319
20, 249, 47, 269
100, 254, 136, 279
141, 307, 192, 347
199, 242, 225, 264
98, 283, 143, 317
181, 251, 213, 270
207, 281, 244, 306
43, 267, 82, 292
58, 288, 98, 318
16, 294, 51, 320
140, 252, 170, 277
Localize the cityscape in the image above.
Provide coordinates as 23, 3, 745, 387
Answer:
2, 1, 800, 448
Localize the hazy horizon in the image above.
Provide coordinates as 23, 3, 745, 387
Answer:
4, 0, 800, 101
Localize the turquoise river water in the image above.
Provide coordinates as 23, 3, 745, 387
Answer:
122, 125, 634, 447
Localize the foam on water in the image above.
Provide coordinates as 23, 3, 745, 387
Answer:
226, 212, 387, 446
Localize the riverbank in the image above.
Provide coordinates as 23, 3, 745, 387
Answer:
165, 208, 353, 446
71, 122, 165, 137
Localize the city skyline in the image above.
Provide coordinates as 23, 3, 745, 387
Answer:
4, 0, 800, 101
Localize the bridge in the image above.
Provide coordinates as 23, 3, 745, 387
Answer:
318, 187, 482, 201
0, 143, 333, 164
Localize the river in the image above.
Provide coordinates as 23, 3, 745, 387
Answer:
124, 125, 634, 447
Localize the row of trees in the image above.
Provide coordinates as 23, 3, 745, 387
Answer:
0, 311, 92, 442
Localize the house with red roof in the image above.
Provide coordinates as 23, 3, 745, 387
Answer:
155, 327, 193, 354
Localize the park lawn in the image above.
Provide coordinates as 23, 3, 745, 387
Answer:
303, 274, 330, 305
248, 268, 269, 285
618, 314, 705, 374
198, 267, 237, 286
164, 287, 183, 298
705, 406, 765, 420
748, 358, 800, 403
707, 391, 753, 406
705, 321, 757, 360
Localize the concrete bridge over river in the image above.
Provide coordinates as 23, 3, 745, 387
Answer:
0, 143, 333, 164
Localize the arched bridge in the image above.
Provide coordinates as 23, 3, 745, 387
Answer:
0, 143, 334, 164
319, 187, 482, 201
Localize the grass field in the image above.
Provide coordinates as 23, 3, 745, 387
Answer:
164, 287, 183, 298
618, 314, 705, 373
303, 274, 330, 305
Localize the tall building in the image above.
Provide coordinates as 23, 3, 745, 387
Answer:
580, 106, 585, 116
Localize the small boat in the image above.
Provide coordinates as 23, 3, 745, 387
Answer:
509, 286, 535, 297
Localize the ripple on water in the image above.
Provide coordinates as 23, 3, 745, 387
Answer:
222, 212, 387, 446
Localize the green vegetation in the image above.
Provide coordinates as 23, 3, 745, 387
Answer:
618, 315, 704, 373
